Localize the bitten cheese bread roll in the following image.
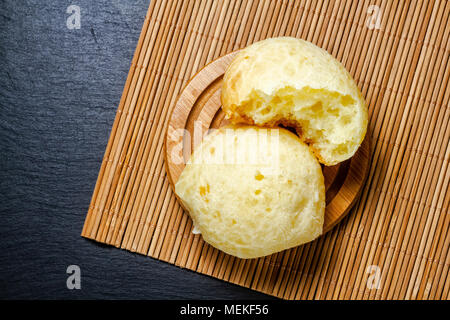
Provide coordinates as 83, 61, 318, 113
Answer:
175, 125, 325, 259
222, 37, 368, 166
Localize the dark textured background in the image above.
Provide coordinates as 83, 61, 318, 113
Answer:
0, 0, 272, 299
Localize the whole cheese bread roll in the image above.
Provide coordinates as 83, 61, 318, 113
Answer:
222, 37, 368, 166
175, 125, 325, 259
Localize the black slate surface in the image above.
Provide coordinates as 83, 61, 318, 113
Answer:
0, 0, 273, 300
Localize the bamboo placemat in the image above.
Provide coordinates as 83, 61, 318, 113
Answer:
82, 0, 449, 299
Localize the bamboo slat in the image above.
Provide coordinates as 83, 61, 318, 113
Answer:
81, 0, 449, 300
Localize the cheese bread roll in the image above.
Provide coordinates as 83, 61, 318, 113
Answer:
175, 125, 325, 259
222, 37, 368, 165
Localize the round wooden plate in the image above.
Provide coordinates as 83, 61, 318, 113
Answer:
165, 52, 370, 233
